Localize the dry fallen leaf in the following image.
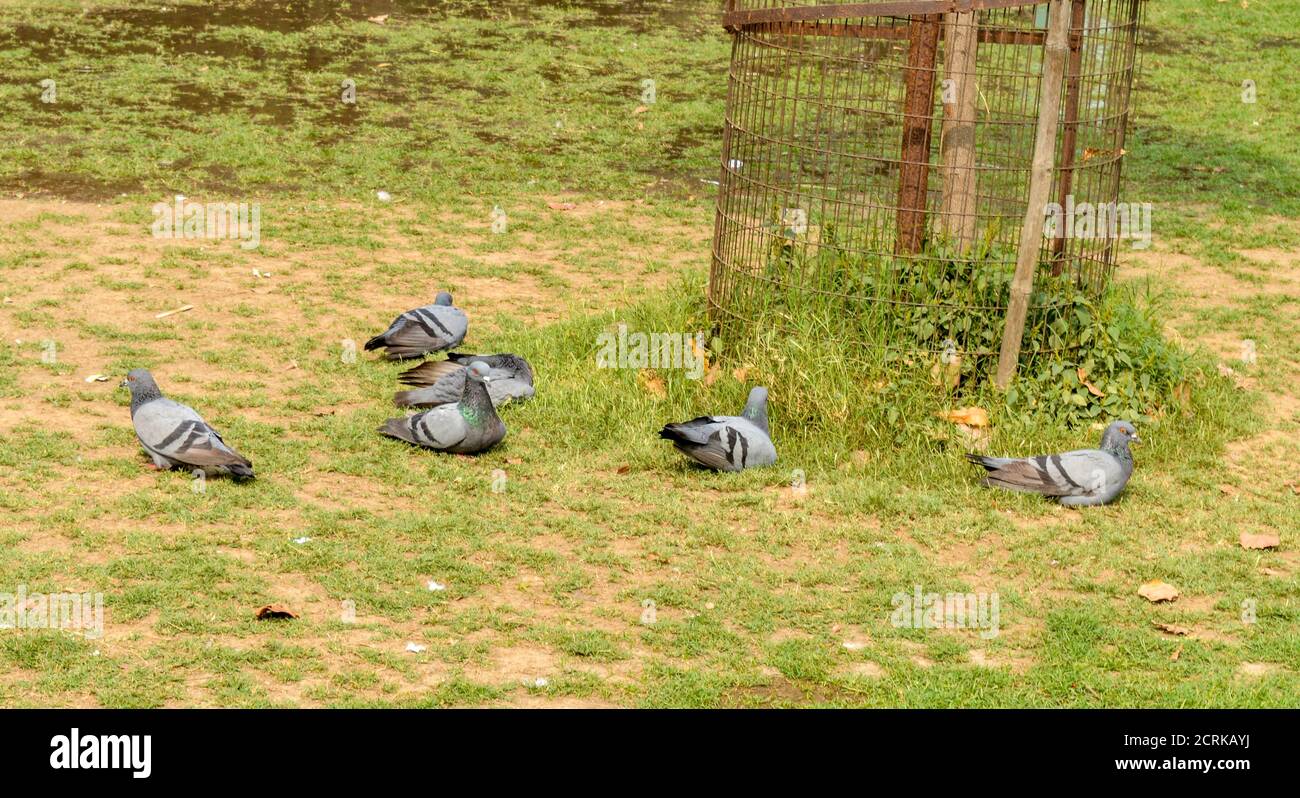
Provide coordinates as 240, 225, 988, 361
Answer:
616, 464, 631, 475
1138, 580, 1180, 603
1170, 645, 1182, 662
731, 367, 749, 383
637, 370, 667, 399
1082, 147, 1127, 163
632, 105, 649, 115
254, 604, 298, 620
688, 337, 709, 373
938, 406, 990, 428
1076, 367, 1105, 397
703, 365, 722, 386
546, 201, 577, 211
505, 457, 523, 466
1153, 622, 1191, 636
367, 14, 389, 24
1239, 531, 1280, 550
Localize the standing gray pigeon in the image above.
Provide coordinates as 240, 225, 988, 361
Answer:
379, 361, 506, 454
659, 386, 777, 472
394, 352, 535, 409
122, 369, 254, 479
966, 420, 1140, 506
364, 291, 467, 360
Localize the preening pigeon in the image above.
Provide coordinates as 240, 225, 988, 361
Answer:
659, 386, 777, 472
379, 361, 506, 454
122, 369, 254, 479
394, 352, 534, 409
364, 291, 468, 360
966, 420, 1140, 506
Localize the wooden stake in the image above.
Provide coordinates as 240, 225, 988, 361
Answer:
894, 13, 942, 255
1050, 0, 1088, 273
994, 0, 1071, 390
938, 10, 980, 253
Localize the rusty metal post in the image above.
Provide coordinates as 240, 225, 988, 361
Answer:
894, 13, 943, 255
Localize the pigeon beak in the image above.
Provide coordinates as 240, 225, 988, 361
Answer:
1131, 434, 1142, 444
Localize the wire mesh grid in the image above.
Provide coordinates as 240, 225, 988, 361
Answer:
709, 0, 1145, 374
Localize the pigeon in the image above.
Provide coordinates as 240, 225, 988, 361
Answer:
394, 352, 534, 409
122, 368, 254, 479
659, 386, 777, 472
966, 420, 1140, 506
378, 361, 506, 454
364, 291, 467, 360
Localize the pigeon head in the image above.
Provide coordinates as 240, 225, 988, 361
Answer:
1100, 420, 1141, 451
121, 369, 163, 410
466, 361, 492, 381
434, 291, 454, 306
742, 386, 769, 433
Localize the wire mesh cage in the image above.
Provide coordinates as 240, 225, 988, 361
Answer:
708, 0, 1146, 383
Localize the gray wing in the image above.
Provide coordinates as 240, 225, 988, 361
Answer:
369, 305, 468, 359
660, 416, 776, 472
486, 378, 534, 407
973, 449, 1124, 499
393, 363, 467, 408
133, 398, 251, 469
379, 405, 469, 450
447, 353, 533, 385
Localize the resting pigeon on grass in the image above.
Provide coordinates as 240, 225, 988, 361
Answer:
364, 291, 467, 360
394, 352, 534, 409
122, 368, 254, 479
379, 361, 505, 454
659, 386, 777, 472
966, 420, 1140, 506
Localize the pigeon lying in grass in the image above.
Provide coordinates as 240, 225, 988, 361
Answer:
659, 386, 777, 472
394, 352, 534, 409
364, 291, 467, 360
966, 420, 1140, 506
379, 361, 506, 454
122, 369, 253, 479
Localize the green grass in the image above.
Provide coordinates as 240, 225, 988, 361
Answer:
0, 0, 1296, 708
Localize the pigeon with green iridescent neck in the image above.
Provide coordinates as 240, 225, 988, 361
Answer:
966, 420, 1140, 506
378, 361, 505, 454
659, 386, 776, 472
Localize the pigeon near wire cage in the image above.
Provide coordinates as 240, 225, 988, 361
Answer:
708, 0, 1147, 386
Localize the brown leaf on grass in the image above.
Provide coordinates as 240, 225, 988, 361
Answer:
255, 605, 298, 620
1239, 531, 1281, 550
632, 105, 649, 115
703, 366, 722, 386
505, 457, 523, 466
1170, 645, 1182, 662
616, 464, 631, 475
938, 406, 989, 428
367, 14, 389, 24
546, 201, 577, 211
1076, 367, 1105, 397
637, 370, 667, 399
689, 337, 709, 373
1138, 580, 1180, 603
1153, 622, 1191, 636
732, 367, 749, 383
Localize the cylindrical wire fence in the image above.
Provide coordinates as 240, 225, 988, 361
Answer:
709, 0, 1145, 381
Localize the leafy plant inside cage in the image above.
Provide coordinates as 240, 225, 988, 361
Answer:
729, 222, 1197, 430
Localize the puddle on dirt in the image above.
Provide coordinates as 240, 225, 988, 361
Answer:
0, 170, 143, 202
